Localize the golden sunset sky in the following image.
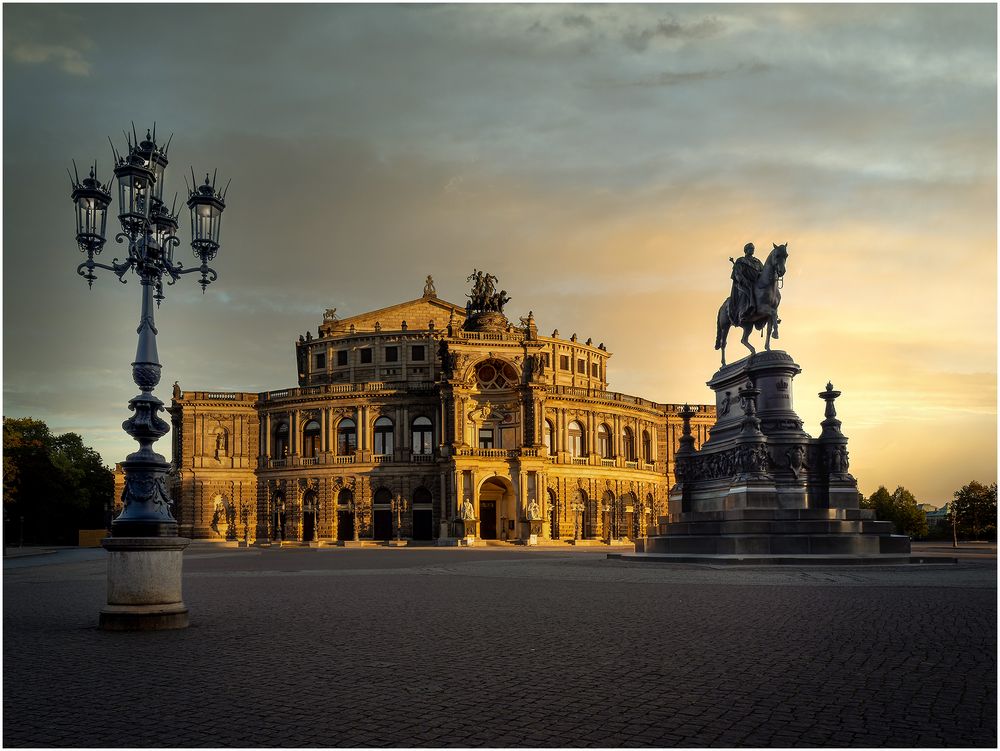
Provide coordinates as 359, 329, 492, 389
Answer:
3, 4, 995, 504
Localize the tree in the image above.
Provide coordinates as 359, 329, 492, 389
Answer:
950, 481, 998, 541
2, 417, 114, 545
861, 484, 928, 538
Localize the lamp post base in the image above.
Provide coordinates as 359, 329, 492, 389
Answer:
100, 536, 190, 631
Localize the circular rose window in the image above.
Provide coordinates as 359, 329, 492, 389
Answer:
475, 359, 518, 389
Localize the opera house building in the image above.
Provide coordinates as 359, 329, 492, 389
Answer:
154, 274, 714, 545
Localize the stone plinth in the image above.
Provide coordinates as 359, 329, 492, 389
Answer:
637, 351, 909, 562
100, 536, 190, 631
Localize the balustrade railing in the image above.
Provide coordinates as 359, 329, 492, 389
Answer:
411, 454, 436, 463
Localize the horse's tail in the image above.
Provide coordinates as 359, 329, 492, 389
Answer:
715, 301, 729, 350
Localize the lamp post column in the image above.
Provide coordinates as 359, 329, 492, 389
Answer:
71, 126, 227, 631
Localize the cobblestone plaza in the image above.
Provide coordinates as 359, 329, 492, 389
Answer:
3, 547, 996, 747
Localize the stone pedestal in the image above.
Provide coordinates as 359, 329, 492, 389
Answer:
100, 537, 190, 631
635, 351, 910, 563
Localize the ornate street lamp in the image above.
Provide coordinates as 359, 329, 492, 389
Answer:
391, 495, 409, 542
571, 500, 584, 540
69, 124, 228, 630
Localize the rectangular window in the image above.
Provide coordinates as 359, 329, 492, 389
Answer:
337, 350, 348, 367
385, 346, 398, 362
360, 348, 373, 364
577, 358, 586, 374
591, 362, 598, 378
315, 353, 326, 370
411, 345, 425, 361
560, 355, 570, 370
478, 428, 494, 449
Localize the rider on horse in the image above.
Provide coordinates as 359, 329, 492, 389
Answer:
728, 242, 763, 325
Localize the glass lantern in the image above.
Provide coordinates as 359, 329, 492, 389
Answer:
71, 166, 112, 254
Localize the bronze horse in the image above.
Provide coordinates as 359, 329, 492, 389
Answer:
715, 243, 788, 366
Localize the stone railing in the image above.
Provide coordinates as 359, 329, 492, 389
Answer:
372, 454, 390, 464
601, 458, 616, 467
334, 455, 356, 465
571, 456, 588, 465
411, 454, 436, 463
260, 381, 437, 403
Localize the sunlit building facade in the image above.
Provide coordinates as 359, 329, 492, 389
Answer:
162, 276, 714, 544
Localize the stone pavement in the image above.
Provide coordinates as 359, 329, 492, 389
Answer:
3, 547, 996, 747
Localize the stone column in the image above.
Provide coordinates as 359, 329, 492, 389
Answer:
290, 411, 298, 456
320, 408, 327, 454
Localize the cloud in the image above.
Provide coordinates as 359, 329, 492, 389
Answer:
563, 14, 594, 30
7, 42, 91, 76
586, 60, 772, 88
3, 7, 93, 76
622, 16, 724, 52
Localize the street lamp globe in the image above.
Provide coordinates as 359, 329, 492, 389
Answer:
112, 150, 155, 238
70, 164, 112, 285
187, 173, 226, 259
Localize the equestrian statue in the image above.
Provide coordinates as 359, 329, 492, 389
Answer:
715, 242, 788, 366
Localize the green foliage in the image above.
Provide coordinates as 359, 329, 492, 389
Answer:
3, 417, 114, 545
949, 481, 998, 541
863, 484, 928, 539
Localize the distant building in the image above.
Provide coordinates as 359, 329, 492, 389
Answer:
925, 503, 949, 526
131, 276, 715, 544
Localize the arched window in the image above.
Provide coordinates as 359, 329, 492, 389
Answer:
374, 416, 394, 455
302, 419, 321, 458
543, 420, 555, 455
568, 420, 585, 457
412, 416, 433, 455
623, 427, 636, 461
274, 421, 289, 458
642, 430, 652, 462
597, 423, 612, 458
337, 418, 357, 456
475, 359, 519, 390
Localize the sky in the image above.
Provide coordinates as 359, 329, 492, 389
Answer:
3, 3, 996, 504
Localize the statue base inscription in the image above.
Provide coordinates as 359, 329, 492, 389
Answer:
636, 351, 910, 561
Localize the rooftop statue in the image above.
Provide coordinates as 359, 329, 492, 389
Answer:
466, 269, 510, 315
715, 242, 788, 366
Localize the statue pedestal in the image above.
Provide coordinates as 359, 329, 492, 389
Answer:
99, 537, 190, 631
457, 518, 478, 540
635, 351, 910, 563
519, 519, 542, 545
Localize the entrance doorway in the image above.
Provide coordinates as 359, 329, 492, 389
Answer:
480, 500, 497, 539
413, 510, 433, 540
373, 510, 392, 539
337, 510, 355, 540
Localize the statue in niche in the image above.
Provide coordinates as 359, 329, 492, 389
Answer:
461, 497, 476, 520
214, 429, 228, 459
527, 498, 541, 521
